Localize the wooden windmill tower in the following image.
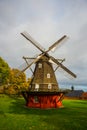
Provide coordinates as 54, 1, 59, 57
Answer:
19, 31, 76, 109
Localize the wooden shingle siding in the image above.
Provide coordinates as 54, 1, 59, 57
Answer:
30, 55, 59, 92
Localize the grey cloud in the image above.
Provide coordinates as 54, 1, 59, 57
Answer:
0, 0, 87, 84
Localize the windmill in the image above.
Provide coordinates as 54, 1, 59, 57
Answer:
19, 31, 76, 109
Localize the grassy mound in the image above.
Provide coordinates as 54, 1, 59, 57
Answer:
0, 94, 87, 130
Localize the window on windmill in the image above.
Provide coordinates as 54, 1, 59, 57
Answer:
48, 83, 52, 89
47, 73, 50, 78
34, 96, 39, 103
29, 85, 31, 88
35, 84, 39, 91
29, 85, 31, 90
38, 63, 42, 68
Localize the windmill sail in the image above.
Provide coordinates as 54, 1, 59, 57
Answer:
50, 56, 76, 78
19, 59, 34, 72
48, 35, 68, 52
21, 31, 45, 52
20, 31, 76, 78
19, 53, 45, 72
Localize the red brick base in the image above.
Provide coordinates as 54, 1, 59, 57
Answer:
26, 95, 63, 109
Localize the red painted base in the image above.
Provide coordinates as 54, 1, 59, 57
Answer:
26, 95, 63, 109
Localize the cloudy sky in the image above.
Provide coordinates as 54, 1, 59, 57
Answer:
0, 0, 87, 85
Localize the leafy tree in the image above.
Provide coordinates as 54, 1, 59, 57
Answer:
9, 69, 30, 93
0, 57, 31, 95
0, 57, 10, 85
9, 68, 26, 85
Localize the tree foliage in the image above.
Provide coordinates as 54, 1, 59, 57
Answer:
0, 57, 10, 85
7, 68, 28, 94
9, 68, 26, 85
0, 57, 32, 95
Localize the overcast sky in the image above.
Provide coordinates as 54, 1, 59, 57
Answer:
0, 0, 87, 85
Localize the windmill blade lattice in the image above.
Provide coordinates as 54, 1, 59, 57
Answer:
49, 56, 76, 78
20, 31, 76, 78
57, 66, 75, 80
19, 53, 45, 72
47, 35, 68, 52
21, 31, 45, 52
54, 59, 65, 72
18, 59, 33, 72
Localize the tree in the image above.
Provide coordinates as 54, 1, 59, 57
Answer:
9, 68, 29, 93
0, 57, 10, 85
0, 57, 31, 95
9, 68, 26, 85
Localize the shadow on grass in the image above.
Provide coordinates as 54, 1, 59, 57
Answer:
0, 110, 6, 117
8, 97, 87, 130
1, 95, 87, 130
8, 96, 69, 116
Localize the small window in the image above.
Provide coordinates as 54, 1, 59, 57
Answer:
48, 83, 52, 89
47, 73, 50, 78
34, 96, 39, 103
35, 84, 39, 91
38, 63, 42, 68
29, 85, 31, 88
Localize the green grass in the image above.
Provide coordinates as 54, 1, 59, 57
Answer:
0, 94, 87, 130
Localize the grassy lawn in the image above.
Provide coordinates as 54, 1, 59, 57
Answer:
0, 94, 87, 130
